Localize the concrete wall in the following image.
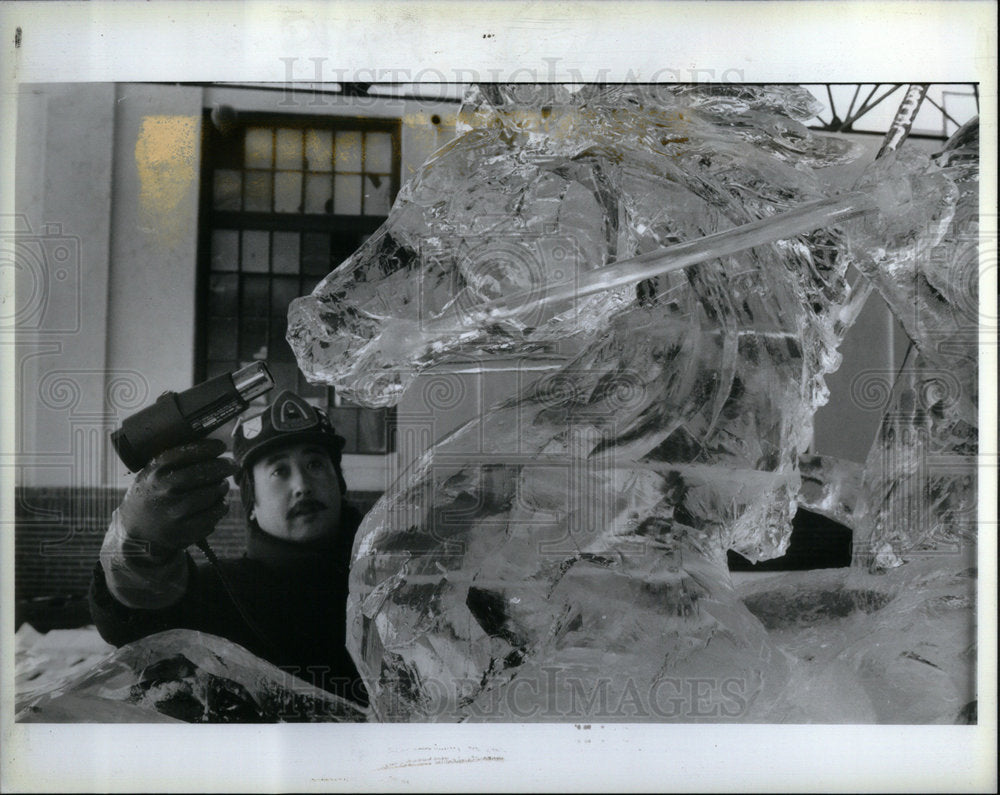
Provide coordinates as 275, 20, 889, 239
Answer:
104, 83, 205, 485
15, 83, 117, 491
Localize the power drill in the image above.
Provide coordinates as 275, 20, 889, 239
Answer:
111, 362, 274, 472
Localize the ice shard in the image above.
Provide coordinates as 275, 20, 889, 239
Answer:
286, 85, 969, 721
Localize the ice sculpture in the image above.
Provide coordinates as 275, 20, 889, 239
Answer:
287, 85, 971, 721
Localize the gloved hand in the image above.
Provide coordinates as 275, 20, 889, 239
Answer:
118, 438, 237, 560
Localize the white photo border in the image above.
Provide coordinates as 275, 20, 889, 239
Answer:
1, 1, 996, 792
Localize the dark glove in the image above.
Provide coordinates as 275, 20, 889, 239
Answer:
118, 438, 237, 559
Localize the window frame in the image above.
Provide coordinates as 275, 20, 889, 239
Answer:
194, 109, 401, 454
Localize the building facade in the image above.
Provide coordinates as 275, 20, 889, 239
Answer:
12, 81, 926, 610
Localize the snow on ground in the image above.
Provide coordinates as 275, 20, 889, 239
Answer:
15, 623, 115, 711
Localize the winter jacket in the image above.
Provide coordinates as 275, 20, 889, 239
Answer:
88, 505, 368, 708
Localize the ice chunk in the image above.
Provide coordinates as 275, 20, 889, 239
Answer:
293, 85, 859, 721
737, 559, 975, 724
856, 358, 978, 571
16, 629, 367, 723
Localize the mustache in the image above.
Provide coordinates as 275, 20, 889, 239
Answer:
286, 499, 329, 519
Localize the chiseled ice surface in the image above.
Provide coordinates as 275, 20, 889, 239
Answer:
287, 84, 861, 407
795, 453, 865, 534
736, 555, 976, 724
853, 120, 979, 569
16, 629, 366, 723
288, 85, 971, 721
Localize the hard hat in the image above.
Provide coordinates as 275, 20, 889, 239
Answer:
232, 390, 344, 472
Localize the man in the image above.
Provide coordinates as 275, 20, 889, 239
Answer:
89, 390, 368, 706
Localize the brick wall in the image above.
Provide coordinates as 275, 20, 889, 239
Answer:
14, 487, 383, 602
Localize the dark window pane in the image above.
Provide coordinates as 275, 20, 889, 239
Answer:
268, 311, 285, 347
305, 173, 333, 214
208, 273, 238, 316
327, 407, 358, 451
334, 174, 362, 215
301, 233, 331, 276
270, 276, 300, 316
213, 170, 242, 211
270, 326, 297, 362
244, 170, 272, 212
241, 275, 269, 318
275, 171, 303, 213
364, 173, 392, 216
330, 233, 361, 268
357, 407, 389, 453
241, 230, 269, 272
206, 318, 237, 360
270, 313, 297, 360
272, 232, 300, 274
239, 317, 268, 360
211, 230, 239, 271
268, 279, 297, 363
301, 276, 321, 294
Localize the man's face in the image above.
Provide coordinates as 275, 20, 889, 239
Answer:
250, 442, 342, 543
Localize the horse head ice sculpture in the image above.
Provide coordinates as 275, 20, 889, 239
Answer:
287, 84, 974, 721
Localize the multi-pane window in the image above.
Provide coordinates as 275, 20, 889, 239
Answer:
197, 113, 400, 453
